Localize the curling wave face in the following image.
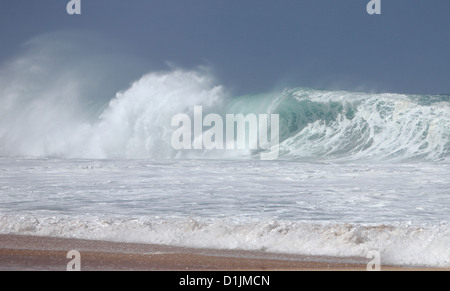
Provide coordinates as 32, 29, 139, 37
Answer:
271, 89, 450, 162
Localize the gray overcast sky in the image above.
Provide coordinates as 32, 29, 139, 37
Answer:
1, 0, 449, 95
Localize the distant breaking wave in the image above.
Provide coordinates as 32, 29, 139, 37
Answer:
269, 89, 450, 162
0, 35, 449, 162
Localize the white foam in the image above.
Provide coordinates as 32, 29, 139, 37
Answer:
0, 214, 448, 267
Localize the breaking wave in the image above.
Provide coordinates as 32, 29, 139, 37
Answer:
1, 34, 449, 162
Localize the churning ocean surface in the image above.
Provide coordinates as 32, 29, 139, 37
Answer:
0, 56, 449, 267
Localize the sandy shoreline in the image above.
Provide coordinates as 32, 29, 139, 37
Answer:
0, 234, 444, 271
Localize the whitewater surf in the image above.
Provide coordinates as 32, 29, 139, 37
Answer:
0, 38, 449, 268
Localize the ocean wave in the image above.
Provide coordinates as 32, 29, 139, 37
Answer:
0, 38, 448, 162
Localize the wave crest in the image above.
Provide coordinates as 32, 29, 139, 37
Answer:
269, 89, 450, 162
